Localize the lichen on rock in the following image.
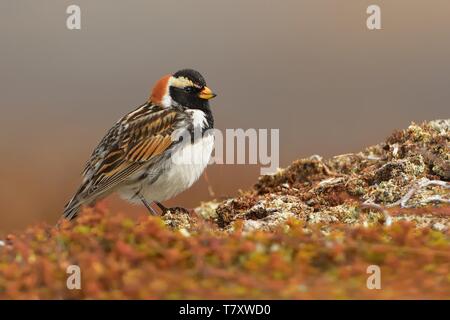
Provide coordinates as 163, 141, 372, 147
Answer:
209, 120, 449, 232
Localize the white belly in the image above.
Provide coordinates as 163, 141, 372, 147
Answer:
120, 134, 214, 203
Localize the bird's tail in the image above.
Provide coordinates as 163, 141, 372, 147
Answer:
62, 183, 93, 221
62, 195, 83, 221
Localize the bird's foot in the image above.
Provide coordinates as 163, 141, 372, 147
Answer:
155, 202, 190, 216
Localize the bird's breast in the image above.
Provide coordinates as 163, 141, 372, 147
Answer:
138, 133, 214, 202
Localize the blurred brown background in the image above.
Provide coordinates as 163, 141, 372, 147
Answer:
0, 0, 449, 233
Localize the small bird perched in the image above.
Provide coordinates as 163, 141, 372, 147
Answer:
63, 69, 217, 220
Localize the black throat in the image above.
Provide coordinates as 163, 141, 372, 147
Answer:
169, 86, 214, 130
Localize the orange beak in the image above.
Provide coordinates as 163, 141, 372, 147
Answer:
198, 86, 217, 100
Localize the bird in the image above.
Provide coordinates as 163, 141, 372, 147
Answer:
62, 69, 217, 220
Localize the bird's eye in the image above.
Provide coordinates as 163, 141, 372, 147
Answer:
184, 86, 195, 93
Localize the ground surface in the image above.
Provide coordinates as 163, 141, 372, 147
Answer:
0, 120, 449, 299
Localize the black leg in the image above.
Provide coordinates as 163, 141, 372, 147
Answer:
138, 194, 158, 216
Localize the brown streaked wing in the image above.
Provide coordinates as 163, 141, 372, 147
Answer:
81, 105, 184, 198
125, 110, 178, 162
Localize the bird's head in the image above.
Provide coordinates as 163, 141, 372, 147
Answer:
150, 69, 216, 110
